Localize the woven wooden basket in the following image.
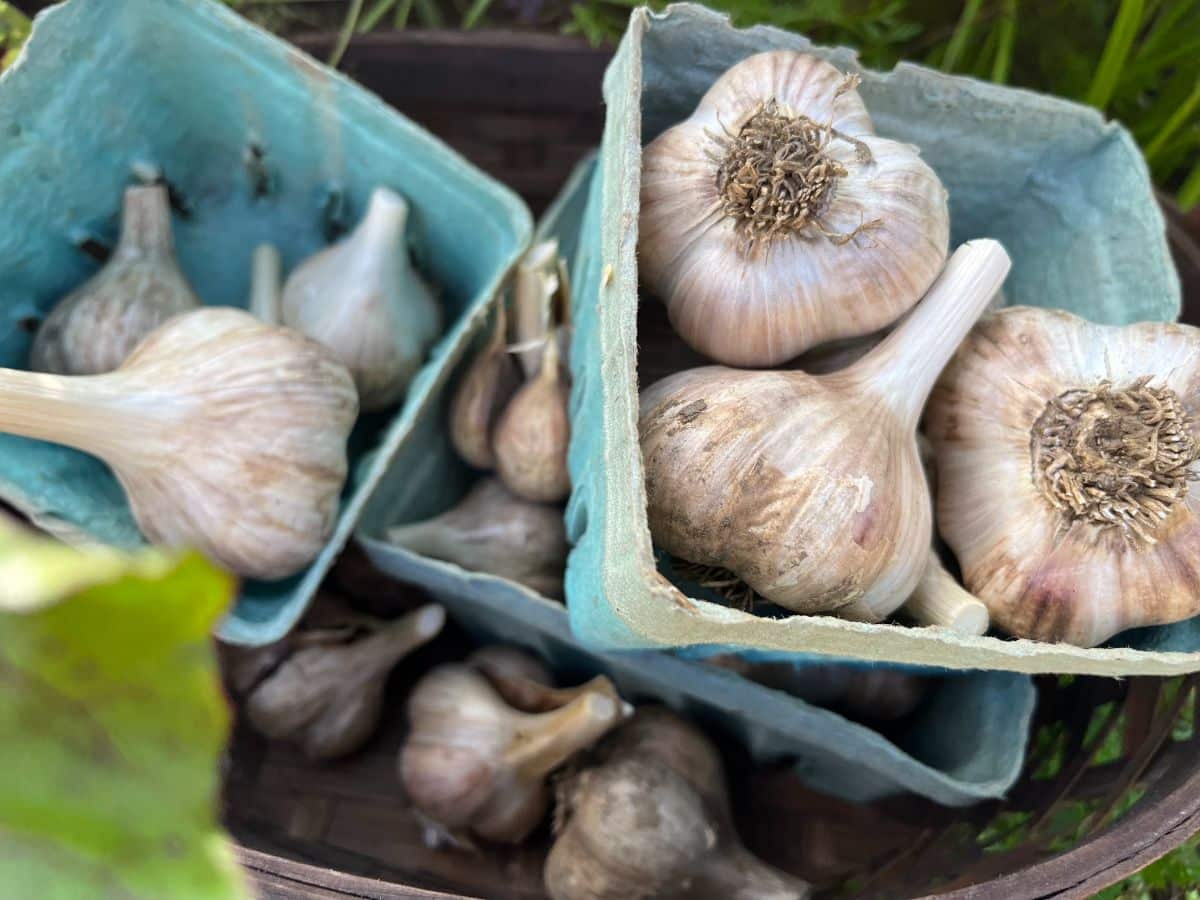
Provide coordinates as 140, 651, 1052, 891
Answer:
206, 29, 1200, 900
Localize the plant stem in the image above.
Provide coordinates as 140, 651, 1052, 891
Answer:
1145, 79, 1200, 162
991, 0, 1017, 84
1179, 158, 1200, 211
328, 0, 364, 68
1085, 0, 1146, 109
941, 0, 983, 72
462, 0, 492, 29
360, 0, 399, 32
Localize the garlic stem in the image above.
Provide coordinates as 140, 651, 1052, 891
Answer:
903, 551, 990, 635
505, 691, 619, 778
0, 370, 127, 459
514, 240, 560, 378
114, 185, 175, 259
249, 244, 283, 325
842, 239, 1010, 427
703, 842, 811, 900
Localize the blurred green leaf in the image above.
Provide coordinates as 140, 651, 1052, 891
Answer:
1085, 0, 1146, 108
0, 1, 31, 71
0, 531, 246, 900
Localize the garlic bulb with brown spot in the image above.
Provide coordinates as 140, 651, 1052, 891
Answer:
449, 307, 520, 469
640, 51, 949, 367
639, 241, 1010, 621
31, 185, 201, 375
247, 604, 445, 760
282, 187, 442, 411
928, 306, 1200, 646
0, 307, 358, 579
493, 335, 571, 503
386, 477, 567, 597
545, 708, 809, 900
399, 662, 629, 845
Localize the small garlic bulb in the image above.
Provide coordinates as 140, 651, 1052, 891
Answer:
386, 477, 568, 598
246, 604, 445, 760
448, 307, 520, 470
399, 662, 629, 844
31, 185, 202, 375
282, 187, 442, 411
928, 306, 1200, 646
0, 307, 358, 580
640, 51, 949, 366
493, 334, 571, 503
639, 241, 1010, 620
545, 708, 809, 900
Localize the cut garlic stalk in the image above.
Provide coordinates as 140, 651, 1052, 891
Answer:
0, 308, 358, 580
639, 241, 1010, 622
248, 243, 283, 325
905, 552, 990, 636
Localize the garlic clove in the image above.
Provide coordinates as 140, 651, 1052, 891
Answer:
246, 604, 445, 760
386, 477, 568, 597
281, 186, 442, 412
248, 243, 283, 325
0, 307, 358, 580
448, 306, 521, 470
640, 51, 949, 367
493, 334, 571, 503
399, 662, 629, 844
928, 306, 1200, 646
31, 185, 202, 375
639, 241, 1010, 621
546, 708, 809, 900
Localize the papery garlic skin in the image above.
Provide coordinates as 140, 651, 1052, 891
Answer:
0, 308, 358, 580
640, 51, 949, 367
32, 185, 201, 375
448, 309, 520, 470
927, 306, 1200, 646
493, 336, 571, 503
282, 187, 442, 411
639, 241, 1010, 621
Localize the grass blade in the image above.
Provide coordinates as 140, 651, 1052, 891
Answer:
461, 0, 492, 28
991, 0, 1018, 84
1085, 0, 1146, 109
1145, 79, 1200, 162
1179, 157, 1200, 211
328, 0, 364, 67
394, 0, 415, 28
413, 0, 444, 27
360, 0, 399, 32
941, 0, 984, 72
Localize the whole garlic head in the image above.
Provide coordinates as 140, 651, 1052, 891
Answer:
927, 306, 1200, 646
31, 185, 201, 375
0, 308, 358, 580
640, 51, 949, 367
282, 187, 442, 411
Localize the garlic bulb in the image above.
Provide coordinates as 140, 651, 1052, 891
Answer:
282, 186, 442, 411
247, 604, 445, 760
448, 307, 520, 469
0, 307, 358, 579
248, 243, 283, 325
31, 185, 201, 375
640, 51, 949, 367
928, 306, 1200, 646
386, 477, 567, 597
399, 662, 629, 844
493, 335, 571, 503
639, 240, 1010, 620
545, 708, 809, 900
